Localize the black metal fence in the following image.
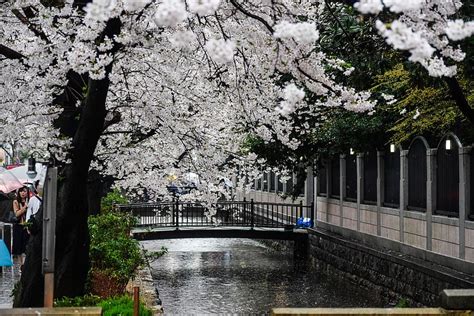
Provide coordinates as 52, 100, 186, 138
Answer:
363, 151, 377, 204
330, 157, 340, 198
318, 163, 327, 196
316, 136, 472, 218
471, 150, 474, 220
436, 137, 459, 216
408, 139, 427, 210
345, 154, 357, 201
384, 149, 400, 207
117, 199, 314, 229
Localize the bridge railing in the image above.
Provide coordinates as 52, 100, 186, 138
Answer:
116, 199, 315, 229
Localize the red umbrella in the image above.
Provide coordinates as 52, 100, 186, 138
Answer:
0, 167, 24, 193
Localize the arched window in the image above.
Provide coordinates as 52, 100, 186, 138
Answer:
384, 147, 400, 207
471, 149, 474, 220
257, 175, 262, 190
345, 154, 357, 201
269, 171, 276, 192
286, 173, 294, 193
330, 157, 340, 198
294, 173, 305, 197
277, 174, 284, 193
436, 136, 459, 216
408, 139, 427, 210
263, 172, 269, 191
363, 150, 377, 204
317, 163, 327, 196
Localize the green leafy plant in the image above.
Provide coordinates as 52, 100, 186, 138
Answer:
55, 294, 101, 307
100, 295, 152, 316
395, 298, 410, 308
55, 295, 152, 316
88, 212, 143, 284
143, 246, 168, 263
101, 188, 128, 213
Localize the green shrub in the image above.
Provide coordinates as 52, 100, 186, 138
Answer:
55, 294, 101, 307
55, 295, 152, 316
143, 246, 168, 262
395, 298, 410, 308
88, 212, 143, 282
101, 188, 128, 213
100, 295, 152, 316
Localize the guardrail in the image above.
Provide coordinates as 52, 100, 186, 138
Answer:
0, 222, 13, 255
116, 199, 315, 229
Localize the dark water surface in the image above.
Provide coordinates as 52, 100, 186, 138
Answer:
142, 238, 387, 314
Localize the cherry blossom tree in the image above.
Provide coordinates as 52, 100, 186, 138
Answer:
0, 0, 373, 305
0, 0, 472, 306
355, 0, 474, 122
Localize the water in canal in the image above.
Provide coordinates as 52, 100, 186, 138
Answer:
142, 238, 388, 314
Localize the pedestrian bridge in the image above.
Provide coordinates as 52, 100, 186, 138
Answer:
117, 200, 314, 242
131, 226, 309, 241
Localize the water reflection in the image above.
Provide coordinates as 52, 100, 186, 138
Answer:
142, 238, 386, 314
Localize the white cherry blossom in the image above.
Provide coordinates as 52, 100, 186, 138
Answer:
153, 0, 187, 27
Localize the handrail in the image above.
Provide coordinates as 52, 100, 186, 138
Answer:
116, 200, 315, 229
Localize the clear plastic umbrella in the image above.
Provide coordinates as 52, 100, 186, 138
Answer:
7, 163, 47, 184
0, 167, 24, 193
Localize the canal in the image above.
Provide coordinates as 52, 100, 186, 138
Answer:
142, 238, 389, 314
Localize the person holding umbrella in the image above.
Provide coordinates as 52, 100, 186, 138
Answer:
12, 186, 29, 266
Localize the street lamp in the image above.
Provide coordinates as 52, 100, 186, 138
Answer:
27, 157, 37, 179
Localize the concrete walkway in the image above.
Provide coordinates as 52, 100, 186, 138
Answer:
0, 256, 21, 308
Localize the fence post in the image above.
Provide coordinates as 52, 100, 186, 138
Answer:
133, 286, 140, 316
243, 197, 247, 224
299, 200, 303, 218
311, 201, 315, 228
175, 198, 179, 229
250, 199, 255, 228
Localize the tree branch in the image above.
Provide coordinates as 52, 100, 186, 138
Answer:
12, 9, 51, 44
228, 0, 274, 34
444, 76, 474, 125
0, 44, 25, 60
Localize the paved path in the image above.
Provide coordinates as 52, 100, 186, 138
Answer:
0, 256, 21, 308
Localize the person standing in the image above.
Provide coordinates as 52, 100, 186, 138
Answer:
26, 185, 42, 234
12, 186, 29, 265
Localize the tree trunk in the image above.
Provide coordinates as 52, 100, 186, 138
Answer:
13, 14, 121, 305
444, 77, 474, 126
87, 170, 114, 216
14, 76, 110, 306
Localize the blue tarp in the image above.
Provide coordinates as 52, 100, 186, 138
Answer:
0, 239, 12, 266
296, 217, 314, 228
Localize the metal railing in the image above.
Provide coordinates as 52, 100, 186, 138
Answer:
116, 199, 315, 229
0, 222, 13, 255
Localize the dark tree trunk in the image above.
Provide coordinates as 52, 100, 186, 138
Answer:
12, 208, 44, 307
13, 13, 121, 305
444, 77, 474, 125
14, 74, 110, 306
87, 170, 114, 216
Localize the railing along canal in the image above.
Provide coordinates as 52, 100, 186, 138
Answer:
116, 199, 315, 229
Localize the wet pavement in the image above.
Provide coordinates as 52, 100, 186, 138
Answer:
142, 238, 388, 315
0, 256, 21, 308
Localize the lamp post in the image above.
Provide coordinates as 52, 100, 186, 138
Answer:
26, 157, 37, 179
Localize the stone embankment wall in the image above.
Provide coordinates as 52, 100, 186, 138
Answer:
306, 228, 474, 306
126, 261, 163, 314
260, 229, 474, 307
